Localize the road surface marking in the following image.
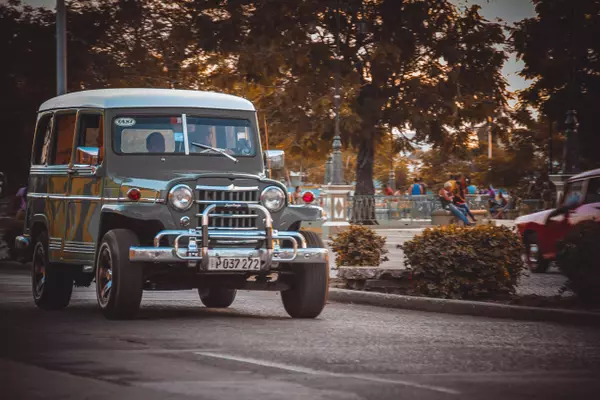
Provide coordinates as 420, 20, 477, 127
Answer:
195, 352, 459, 395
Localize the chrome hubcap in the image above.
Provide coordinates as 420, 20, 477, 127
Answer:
32, 244, 46, 299
97, 244, 113, 306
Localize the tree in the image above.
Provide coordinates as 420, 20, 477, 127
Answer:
200, 1, 509, 222
0, 0, 203, 190
512, 0, 600, 171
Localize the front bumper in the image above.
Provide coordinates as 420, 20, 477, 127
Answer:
129, 203, 328, 270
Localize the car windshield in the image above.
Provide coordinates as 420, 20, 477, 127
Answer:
113, 115, 255, 156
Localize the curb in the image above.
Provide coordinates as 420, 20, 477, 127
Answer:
328, 288, 600, 326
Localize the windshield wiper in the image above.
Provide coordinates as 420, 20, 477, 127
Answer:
190, 142, 239, 163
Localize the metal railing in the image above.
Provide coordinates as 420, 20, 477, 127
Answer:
347, 194, 546, 222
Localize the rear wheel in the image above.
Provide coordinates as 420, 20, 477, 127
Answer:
198, 288, 237, 308
31, 232, 73, 310
96, 229, 144, 320
524, 232, 550, 273
281, 230, 329, 319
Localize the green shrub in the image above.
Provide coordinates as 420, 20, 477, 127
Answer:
330, 225, 389, 267
400, 225, 526, 299
556, 222, 600, 305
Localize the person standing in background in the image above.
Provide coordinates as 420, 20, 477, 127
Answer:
410, 178, 423, 195
15, 184, 28, 220
293, 186, 302, 204
382, 184, 394, 196
466, 177, 477, 195
418, 178, 427, 195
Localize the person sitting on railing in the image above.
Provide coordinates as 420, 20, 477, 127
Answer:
490, 192, 508, 219
439, 182, 474, 226
453, 177, 477, 223
382, 183, 394, 196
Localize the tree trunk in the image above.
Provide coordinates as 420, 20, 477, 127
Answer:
351, 134, 378, 225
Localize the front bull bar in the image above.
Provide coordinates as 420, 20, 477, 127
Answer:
129, 202, 328, 270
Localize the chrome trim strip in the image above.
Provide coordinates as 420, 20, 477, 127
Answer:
196, 185, 259, 192
63, 244, 95, 249
205, 226, 258, 231
195, 200, 259, 205
64, 241, 95, 247
28, 193, 102, 201
28, 193, 49, 199
64, 196, 103, 201
102, 197, 166, 204
64, 249, 96, 254
27, 193, 165, 203
205, 213, 259, 218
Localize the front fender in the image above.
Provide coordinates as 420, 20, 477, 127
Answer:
277, 205, 325, 231
101, 203, 179, 230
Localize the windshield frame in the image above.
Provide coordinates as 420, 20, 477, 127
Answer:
111, 113, 257, 157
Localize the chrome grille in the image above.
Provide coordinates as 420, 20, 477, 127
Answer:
196, 185, 260, 229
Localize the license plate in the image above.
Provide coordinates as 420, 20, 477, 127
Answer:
208, 257, 261, 271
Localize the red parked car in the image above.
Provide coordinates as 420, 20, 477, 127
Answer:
516, 168, 600, 273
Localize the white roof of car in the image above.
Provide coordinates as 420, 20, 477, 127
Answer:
39, 88, 255, 112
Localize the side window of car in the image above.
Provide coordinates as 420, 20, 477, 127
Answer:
563, 180, 584, 207
51, 113, 77, 165
32, 114, 54, 165
584, 178, 600, 205
76, 114, 104, 165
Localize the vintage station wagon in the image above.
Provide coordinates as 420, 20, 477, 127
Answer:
516, 168, 600, 272
16, 89, 329, 319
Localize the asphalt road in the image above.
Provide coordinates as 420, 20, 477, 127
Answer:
1, 264, 599, 400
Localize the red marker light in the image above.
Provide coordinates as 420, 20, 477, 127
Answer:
302, 191, 315, 204
127, 188, 141, 201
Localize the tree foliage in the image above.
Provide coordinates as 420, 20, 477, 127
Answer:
1, 0, 509, 199
512, 0, 600, 170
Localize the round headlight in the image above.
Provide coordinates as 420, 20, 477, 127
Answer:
261, 186, 286, 212
168, 184, 193, 211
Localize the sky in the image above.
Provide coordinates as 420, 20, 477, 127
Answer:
18, 0, 536, 93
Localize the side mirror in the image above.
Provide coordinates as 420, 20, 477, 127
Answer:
76, 147, 99, 166
264, 150, 285, 171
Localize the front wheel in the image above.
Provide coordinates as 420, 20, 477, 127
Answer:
281, 230, 329, 319
96, 229, 144, 320
198, 288, 237, 308
524, 232, 550, 273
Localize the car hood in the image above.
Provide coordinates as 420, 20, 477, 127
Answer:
515, 209, 554, 225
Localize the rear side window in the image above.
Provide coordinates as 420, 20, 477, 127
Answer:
584, 178, 600, 205
52, 113, 77, 165
76, 114, 104, 165
32, 114, 53, 165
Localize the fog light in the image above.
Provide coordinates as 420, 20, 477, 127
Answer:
180, 216, 191, 227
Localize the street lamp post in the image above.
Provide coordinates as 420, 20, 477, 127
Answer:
388, 132, 395, 191
561, 110, 580, 174
321, 0, 354, 237
330, 0, 344, 185
56, 0, 67, 95
549, 109, 580, 204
